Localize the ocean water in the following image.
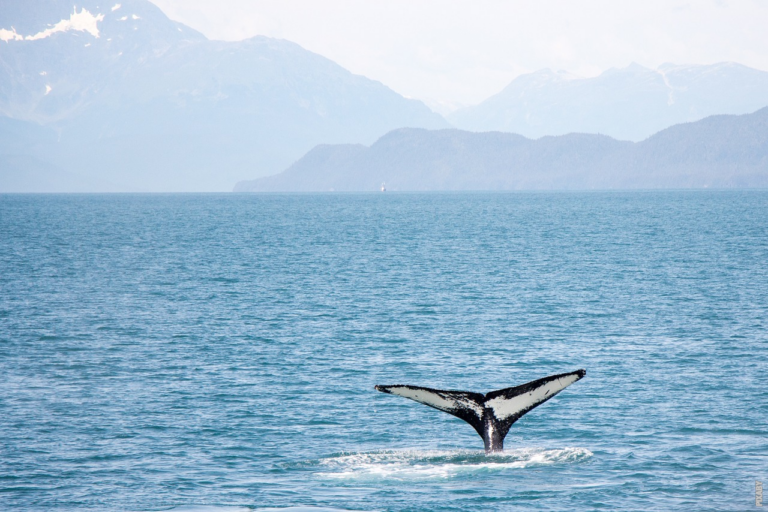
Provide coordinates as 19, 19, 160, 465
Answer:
1, 192, 766, 511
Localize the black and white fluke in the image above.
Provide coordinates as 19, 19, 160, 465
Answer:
375, 369, 586, 453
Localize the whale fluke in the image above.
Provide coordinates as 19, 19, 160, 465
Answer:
375, 369, 586, 453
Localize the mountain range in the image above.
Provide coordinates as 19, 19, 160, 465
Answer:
235, 107, 768, 192
0, 0, 446, 192
448, 63, 768, 141
2, 1, 768, 192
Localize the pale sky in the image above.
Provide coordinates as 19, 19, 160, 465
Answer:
150, 0, 768, 111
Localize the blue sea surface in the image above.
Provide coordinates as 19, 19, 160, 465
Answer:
1, 192, 767, 511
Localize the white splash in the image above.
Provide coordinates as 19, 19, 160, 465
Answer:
39, 71, 47, 76
0, 27, 23, 42
132, 14, 141, 20
25, 8, 105, 41
119, 16, 127, 21
112, 3, 121, 11
45, 85, 52, 95
166, 507, 252, 512
166, 507, 253, 512
314, 447, 592, 481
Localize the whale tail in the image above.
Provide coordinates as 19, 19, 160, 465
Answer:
375, 369, 586, 453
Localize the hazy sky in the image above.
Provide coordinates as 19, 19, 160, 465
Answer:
150, 0, 768, 110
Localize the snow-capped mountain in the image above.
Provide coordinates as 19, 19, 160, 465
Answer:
0, 0, 447, 192
448, 62, 768, 141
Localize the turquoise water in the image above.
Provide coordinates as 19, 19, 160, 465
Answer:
1, 192, 766, 511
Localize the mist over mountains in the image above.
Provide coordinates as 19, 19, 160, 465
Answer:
0, 0, 446, 192
235, 108, 768, 192
1, 1, 767, 192
449, 63, 768, 141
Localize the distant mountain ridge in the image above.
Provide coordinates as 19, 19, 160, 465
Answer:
4, 2, 768, 192
235, 107, 768, 192
448, 63, 768, 141
0, 0, 447, 192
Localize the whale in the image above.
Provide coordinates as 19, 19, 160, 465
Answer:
375, 369, 586, 453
